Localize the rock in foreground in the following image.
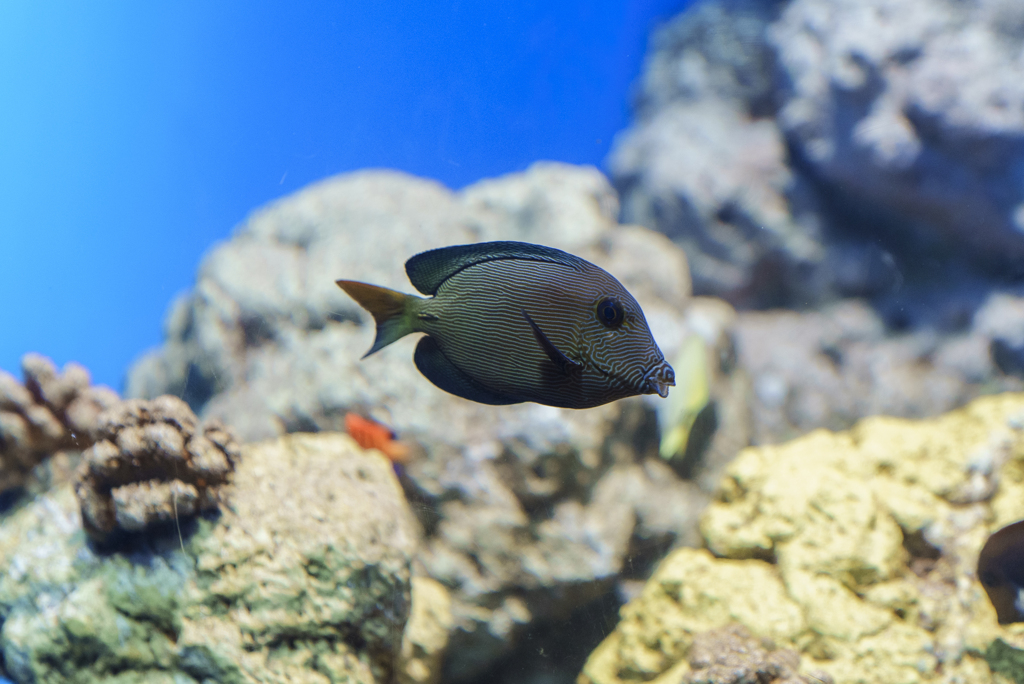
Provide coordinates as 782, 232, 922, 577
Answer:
0, 433, 422, 684
0, 354, 119, 494
581, 393, 1024, 684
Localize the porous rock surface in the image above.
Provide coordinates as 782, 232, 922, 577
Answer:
683, 624, 832, 684
771, 0, 1024, 270
398, 577, 454, 684
0, 432, 422, 684
611, 1, 822, 309
0, 353, 119, 493
612, 0, 1024, 307
124, 163, 734, 680
580, 393, 1024, 684
74, 395, 240, 540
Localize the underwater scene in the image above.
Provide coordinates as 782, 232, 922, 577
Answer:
4, 0, 1024, 682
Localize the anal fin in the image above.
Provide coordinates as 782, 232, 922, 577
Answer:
414, 337, 520, 405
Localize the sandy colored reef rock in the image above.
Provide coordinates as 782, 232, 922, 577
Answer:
0, 432, 433, 684
580, 393, 1024, 684
0, 353, 119, 493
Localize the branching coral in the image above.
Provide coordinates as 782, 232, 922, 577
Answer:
73, 395, 240, 540
0, 353, 119, 492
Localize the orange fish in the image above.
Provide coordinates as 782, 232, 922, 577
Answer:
345, 413, 410, 464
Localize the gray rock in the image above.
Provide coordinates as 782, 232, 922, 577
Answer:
612, 99, 827, 308
124, 163, 720, 681
734, 298, 1024, 445
611, 0, 1024, 308
770, 0, 1024, 272
975, 292, 1024, 377
630, 0, 781, 118
611, 1, 831, 307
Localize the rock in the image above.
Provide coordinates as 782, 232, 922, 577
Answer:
73, 395, 240, 541
123, 163, 723, 680
581, 393, 1024, 684
610, 0, 807, 307
975, 293, 1024, 379
612, 0, 1024, 309
684, 624, 832, 684
0, 432, 421, 684
609, 0, 840, 308
770, 0, 1024, 274
397, 578, 453, 684
0, 353, 119, 495
628, 0, 780, 117
734, 299, 1024, 445
611, 99, 827, 309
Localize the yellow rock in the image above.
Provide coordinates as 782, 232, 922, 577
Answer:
579, 548, 804, 684
398, 577, 454, 684
581, 393, 1024, 684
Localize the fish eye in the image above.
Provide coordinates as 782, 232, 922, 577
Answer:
596, 297, 625, 329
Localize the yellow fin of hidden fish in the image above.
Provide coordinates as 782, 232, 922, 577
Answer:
658, 333, 710, 460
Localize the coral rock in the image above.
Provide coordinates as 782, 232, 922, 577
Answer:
0, 431, 420, 684
0, 353, 120, 492
74, 395, 240, 540
398, 577, 454, 684
582, 393, 1024, 684
685, 625, 832, 684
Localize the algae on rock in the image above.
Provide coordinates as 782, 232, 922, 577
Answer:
0, 432, 424, 684
581, 393, 1024, 684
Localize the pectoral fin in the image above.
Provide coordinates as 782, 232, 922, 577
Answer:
522, 310, 583, 379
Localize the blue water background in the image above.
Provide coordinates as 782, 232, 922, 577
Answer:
0, 1, 690, 390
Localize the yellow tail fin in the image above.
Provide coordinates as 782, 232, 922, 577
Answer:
336, 280, 415, 357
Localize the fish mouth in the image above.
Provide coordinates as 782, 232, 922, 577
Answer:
642, 361, 676, 398
589, 359, 675, 398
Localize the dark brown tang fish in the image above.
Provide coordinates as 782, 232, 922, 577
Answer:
978, 519, 1024, 623
337, 241, 675, 408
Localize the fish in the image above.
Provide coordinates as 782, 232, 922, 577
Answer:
336, 241, 675, 409
978, 519, 1024, 624
345, 413, 410, 463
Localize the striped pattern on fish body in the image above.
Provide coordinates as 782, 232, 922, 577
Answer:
337, 241, 675, 409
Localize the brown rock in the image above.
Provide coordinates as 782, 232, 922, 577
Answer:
685, 625, 831, 684
73, 395, 240, 540
0, 354, 120, 493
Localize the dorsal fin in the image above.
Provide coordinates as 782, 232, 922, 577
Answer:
404, 241, 589, 295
